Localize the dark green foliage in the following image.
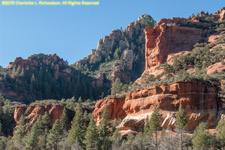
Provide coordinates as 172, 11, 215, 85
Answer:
114, 47, 123, 60
163, 63, 175, 77
59, 108, 68, 131
0, 95, 18, 136
0, 136, 7, 150
1, 54, 100, 104
66, 96, 77, 111
67, 103, 86, 147
98, 106, 112, 150
39, 112, 51, 132
26, 121, 39, 149
121, 133, 153, 150
144, 105, 162, 149
111, 78, 123, 96
176, 104, 188, 150
176, 105, 188, 131
85, 115, 99, 150
137, 15, 156, 27
13, 115, 25, 144
47, 119, 63, 150
216, 119, 225, 148
192, 122, 215, 150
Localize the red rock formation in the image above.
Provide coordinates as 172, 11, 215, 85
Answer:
119, 81, 219, 131
14, 105, 27, 124
207, 60, 225, 74
145, 25, 203, 70
93, 81, 220, 132
214, 7, 225, 22
144, 7, 225, 70
14, 104, 64, 128
93, 97, 126, 124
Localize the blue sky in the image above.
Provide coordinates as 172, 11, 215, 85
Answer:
0, 0, 224, 67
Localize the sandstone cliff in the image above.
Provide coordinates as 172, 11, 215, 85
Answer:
14, 104, 64, 130
93, 97, 126, 124
145, 25, 203, 69
144, 7, 225, 70
93, 81, 221, 132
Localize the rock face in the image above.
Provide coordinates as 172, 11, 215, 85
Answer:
94, 81, 220, 132
93, 97, 126, 124
145, 23, 203, 70
214, 7, 225, 22
14, 104, 64, 130
207, 60, 225, 74
120, 81, 219, 131
145, 7, 225, 70
73, 15, 156, 91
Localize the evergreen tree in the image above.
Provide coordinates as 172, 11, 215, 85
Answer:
111, 78, 123, 96
14, 115, 26, 144
113, 47, 122, 59
78, 96, 83, 103
66, 97, 76, 110
36, 113, 51, 149
192, 122, 214, 150
98, 106, 112, 150
216, 119, 225, 148
85, 115, 98, 150
41, 112, 51, 131
26, 121, 39, 150
59, 108, 68, 132
30, 74, 36, 94
0, 121, 2, 136
176, 104, 188, 150
67, 103, 86, 148
111, 129, 122, 150
148, 105, 162, 150
47, 120, 63, 150
144, 117, 151, 135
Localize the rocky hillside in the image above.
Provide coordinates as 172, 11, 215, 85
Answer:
93, 8, 225, 134
73, 15, 156, 95
0, 54, 100, 103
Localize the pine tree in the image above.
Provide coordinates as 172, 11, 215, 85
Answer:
34, 114, 51, 149
47, 120, 63, 150
41, 112, 51, 132
30, 74, 36, 94
59, 108, 68, 132
111, 78, 123, 96
176, 104, 188, 150
144, 116, 152, 135
216, 119, 225, 148
192, 122, 214, 150
14, 115, 26, 144
26, 121, 39, 150
67, 103, 86, 148
78, 96, 83, 103
111, 129, 122, 150
85, 115, 98, 150
98, 106, 112, 150
148, 105, 162, 150
0, 121, 2, 136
